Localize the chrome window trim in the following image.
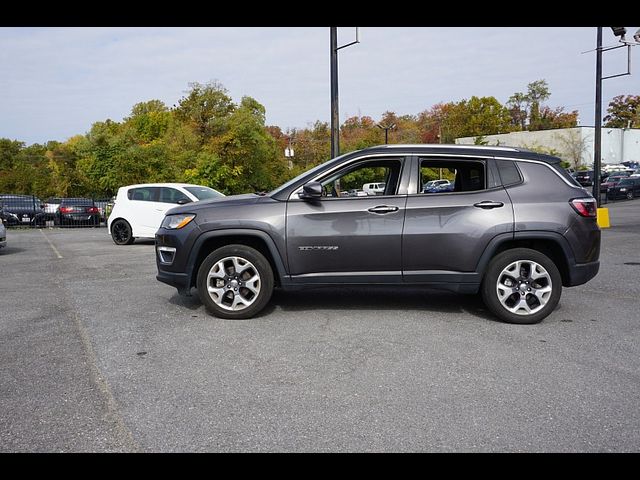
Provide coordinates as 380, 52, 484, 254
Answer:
288, 153, 409, 200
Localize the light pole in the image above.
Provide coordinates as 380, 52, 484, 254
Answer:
330, 27, 360, 159
592, 26, 639, 207
376, 123, 396, 144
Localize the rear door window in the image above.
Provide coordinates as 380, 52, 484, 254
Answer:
128, 187, 160, 202
418, 158, 487, 194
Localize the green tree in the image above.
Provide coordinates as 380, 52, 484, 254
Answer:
604, 95, 640, 128
208, 96, 287, 194
443, 96, 512, 139
174, 81, 235, 142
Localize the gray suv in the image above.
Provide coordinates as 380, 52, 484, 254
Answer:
155, 145, 600, 324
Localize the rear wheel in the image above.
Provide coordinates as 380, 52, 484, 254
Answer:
481, 248, 562, 324
111, 219, 134, 245
197, 244, 274, 320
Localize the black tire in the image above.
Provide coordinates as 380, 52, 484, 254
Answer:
626, 191, 634, 200
111, 219, 134, 245
196, 244, 274, 320
481, 248, 562, 325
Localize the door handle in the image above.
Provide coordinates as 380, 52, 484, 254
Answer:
473, 201, 504, 209
368, 205, 399, 214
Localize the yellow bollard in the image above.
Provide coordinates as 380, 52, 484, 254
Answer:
597, 207, 610, 228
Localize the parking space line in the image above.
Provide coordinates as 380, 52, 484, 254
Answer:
39, 229, 63, 259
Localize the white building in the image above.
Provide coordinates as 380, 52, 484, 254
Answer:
456, 127, 640, 167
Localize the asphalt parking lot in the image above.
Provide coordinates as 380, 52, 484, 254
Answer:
1, 201, 639, 452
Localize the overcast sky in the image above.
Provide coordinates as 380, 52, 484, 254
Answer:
1, 26, 638, 145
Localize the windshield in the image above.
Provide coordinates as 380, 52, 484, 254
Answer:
184, 186, 225, 201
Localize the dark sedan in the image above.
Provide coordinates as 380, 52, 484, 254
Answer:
56, 198, 101, 226
575, 170, 594, 187
607, 177, 640, 200
0, 195, 46, 226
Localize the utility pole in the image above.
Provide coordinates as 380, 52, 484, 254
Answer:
330, 27, 339, 159
330, 27, 360, 159
593, 27, 603, 206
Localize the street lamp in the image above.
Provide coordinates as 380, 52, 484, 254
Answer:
330, 27, 360, 159
592, 26, 639, 208
376, 123, 396, 144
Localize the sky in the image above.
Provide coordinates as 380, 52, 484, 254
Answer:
0, 26, 638, 145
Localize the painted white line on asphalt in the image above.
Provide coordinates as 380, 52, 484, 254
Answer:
39, 229, 63, 259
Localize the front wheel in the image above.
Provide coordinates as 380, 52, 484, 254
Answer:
481, 248, 562, 324
111, 219, 134, 245
626, 191, 634, 200
196, 245, 274, 320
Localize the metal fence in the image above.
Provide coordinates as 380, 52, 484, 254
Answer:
0, 194, 112, 228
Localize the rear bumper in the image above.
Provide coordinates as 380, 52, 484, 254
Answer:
567, 260, 599, 287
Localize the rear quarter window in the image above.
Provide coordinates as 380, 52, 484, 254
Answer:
496, 160, 523, 185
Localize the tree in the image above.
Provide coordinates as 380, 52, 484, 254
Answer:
207, 96, 286, 194
554, 129, 589, 170
604, 95, 640, 129
174, 81, 235, 142
443, 96, 513, 140
124, 100, 172, 144
525, 79, 550, 130
506, 92, 528, 130
507, 80, 555, 131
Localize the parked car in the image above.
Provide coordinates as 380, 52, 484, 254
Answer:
0, 211, 6, 249
155, 144, 600, 325
55, 198, 101, 226
600, 175, 628, 193
108, 183, 224, 245
0, 195, 46, 226
422, 179, 452, 192
43, 197, 64, 221
574, 170, 594, 187
607, 177, 640, 200
362, 182, 386, 195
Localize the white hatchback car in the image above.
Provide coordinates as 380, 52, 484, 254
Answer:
108, 183, 224, 245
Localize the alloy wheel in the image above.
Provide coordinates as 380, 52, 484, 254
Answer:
496, 260, 553, 316
205, 256, 261, 311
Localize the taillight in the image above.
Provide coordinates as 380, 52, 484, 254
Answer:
570, 198, 597, 218
59, 206, 73, 213
88, 207, 99, 213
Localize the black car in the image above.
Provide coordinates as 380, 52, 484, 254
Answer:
574, 170, 594, 187
0, 195, 46, 226
154, 144, 600, 325
56, 198, 101, 226
607, 177, 640, 200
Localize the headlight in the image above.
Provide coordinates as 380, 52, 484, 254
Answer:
161, 214, 196, 230
620, 188, 627, 192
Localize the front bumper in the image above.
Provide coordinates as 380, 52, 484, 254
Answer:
156, 270, 192, 296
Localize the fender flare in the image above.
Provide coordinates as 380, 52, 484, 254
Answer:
187, 228, 288, 287
475, 231, 576, 278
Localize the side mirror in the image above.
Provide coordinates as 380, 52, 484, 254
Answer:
299, 181, 322, 200
176, 198, 192, 205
